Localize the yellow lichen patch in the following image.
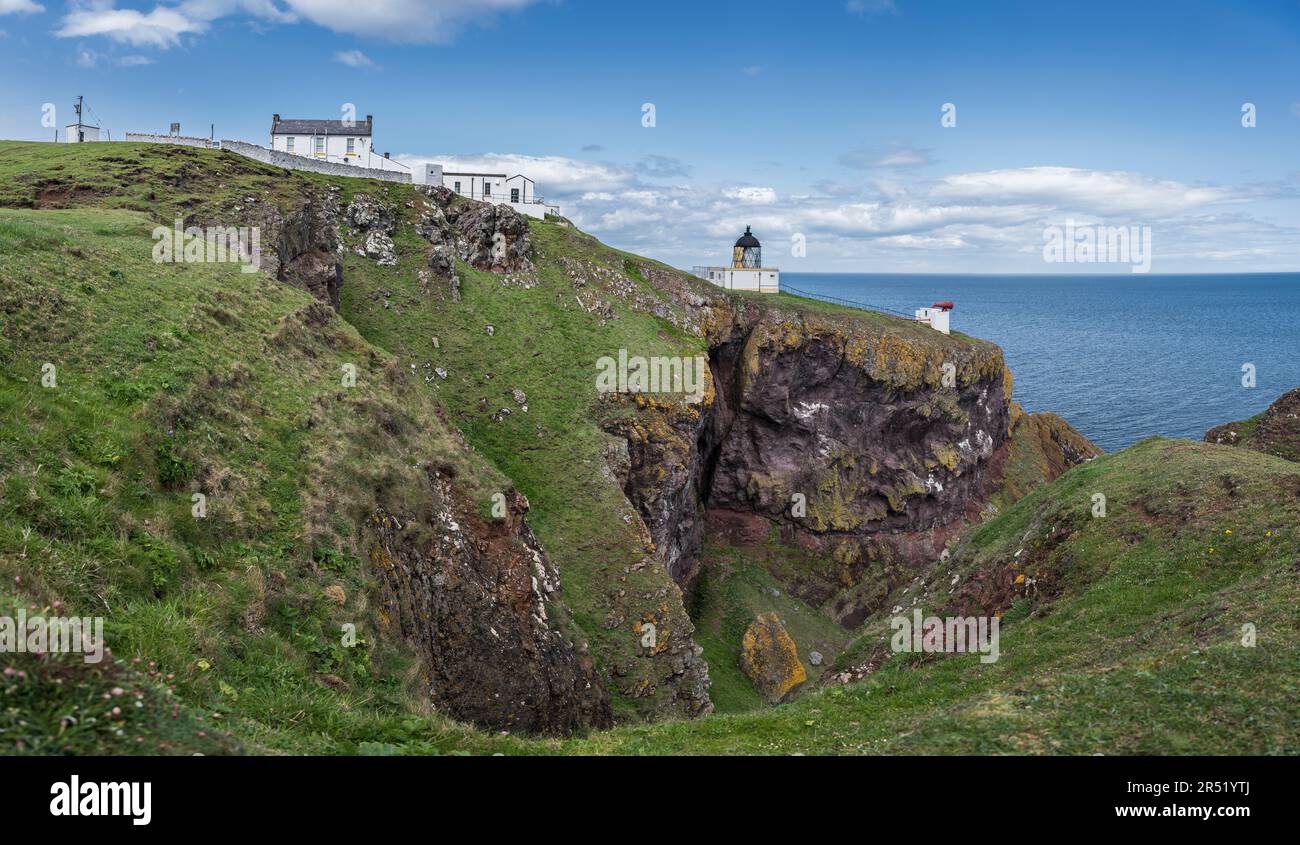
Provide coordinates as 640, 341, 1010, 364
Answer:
739, 613, 807, 705
932, 444, 960, 472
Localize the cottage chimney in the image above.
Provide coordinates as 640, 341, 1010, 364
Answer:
384, 152, 390, 159
366, 114, 373, 129
272, 114, 280, 125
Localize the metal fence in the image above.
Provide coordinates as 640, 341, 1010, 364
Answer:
780, 284, 917, 319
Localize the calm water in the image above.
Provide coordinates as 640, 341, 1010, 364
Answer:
783, 273, 1300, 452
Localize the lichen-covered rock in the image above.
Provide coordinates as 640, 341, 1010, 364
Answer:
1206, 387, 1300, 463
345, 195, 399, 267
706, 307, 1011, 536
415, 185, 534, 274
739, 613, 806, 704
359, 229, 398, 266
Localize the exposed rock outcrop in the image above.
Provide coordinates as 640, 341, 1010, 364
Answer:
415, 186, 534, 275
211, 186, 346, 310
369, 479, 612, 735
346, 195, 399, 267
1206, 387, 1300, 463
601, 270, 1097, 630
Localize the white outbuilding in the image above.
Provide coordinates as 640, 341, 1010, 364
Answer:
62, 122, 100, 143
914, 301, 953, 334
416, 164, 560, 219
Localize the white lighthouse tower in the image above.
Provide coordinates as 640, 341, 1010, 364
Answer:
692, 226, 780, 293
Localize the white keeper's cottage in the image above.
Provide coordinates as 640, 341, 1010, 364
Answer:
692, 226, 780, 293
270, 114, 410, 175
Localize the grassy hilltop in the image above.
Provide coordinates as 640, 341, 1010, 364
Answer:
1, 141, 1296, 754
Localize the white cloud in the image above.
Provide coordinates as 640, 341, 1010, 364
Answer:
56, 0, 545, 48
119, 53, 155, 64
75, 45, 99, 67
389, 150, 1291, 272
0, 0, 44, 15
283, 0, 542, 43
723, 186, 778, 204
333, 48, 373, 66
846, 0, 898, 17
58, 5, 208, 48
932, 166, 1229, 217
839, 144, 932, 169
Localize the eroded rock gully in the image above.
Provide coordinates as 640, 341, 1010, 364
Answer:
368, 479, 612, 735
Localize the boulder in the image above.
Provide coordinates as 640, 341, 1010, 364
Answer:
739, 613, 806, 705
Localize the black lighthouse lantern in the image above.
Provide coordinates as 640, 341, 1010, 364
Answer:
732, 226, 762, 269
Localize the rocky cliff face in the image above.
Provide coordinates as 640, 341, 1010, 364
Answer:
606, 264, 1095, 627
705, 307, 1010, 535
368, 480, 612, 735
228, 185, 346, 309
1206, 387, 1300, 463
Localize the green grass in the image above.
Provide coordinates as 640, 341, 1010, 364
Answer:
336, 208, 713, 719
549, 438, 1300, 754
2, 142, 1296, 755
0, 207, 509, 754
689, 536, 851, 714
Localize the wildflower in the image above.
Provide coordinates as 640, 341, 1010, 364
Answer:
111, 687, 124, 697
111, 707, 121, 717
1225, 529, 1232, 535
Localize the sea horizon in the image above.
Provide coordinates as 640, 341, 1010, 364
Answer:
781, 271, 1300, 453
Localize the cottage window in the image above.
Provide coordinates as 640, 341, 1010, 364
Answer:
286, 136, 295, 153
511, 188, 520, 203
483, 182, 491, 197
313, 137, 325, 156
346, 137, 355, 155
454, 181, 461, 193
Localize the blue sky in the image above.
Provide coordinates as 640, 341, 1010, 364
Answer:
1, 0, 1298, 272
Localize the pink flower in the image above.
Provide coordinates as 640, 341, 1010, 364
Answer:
3, 667, 14, 677
111, 707, 121, 716
111, 687, 124, 697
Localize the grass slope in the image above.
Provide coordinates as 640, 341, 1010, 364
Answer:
2, 142, 1295, 755
0, 207, 506, 753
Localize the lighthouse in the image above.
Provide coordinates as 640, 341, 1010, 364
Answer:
692, 226, 780, 293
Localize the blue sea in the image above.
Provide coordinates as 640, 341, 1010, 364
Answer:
783, 273, 1300, 452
